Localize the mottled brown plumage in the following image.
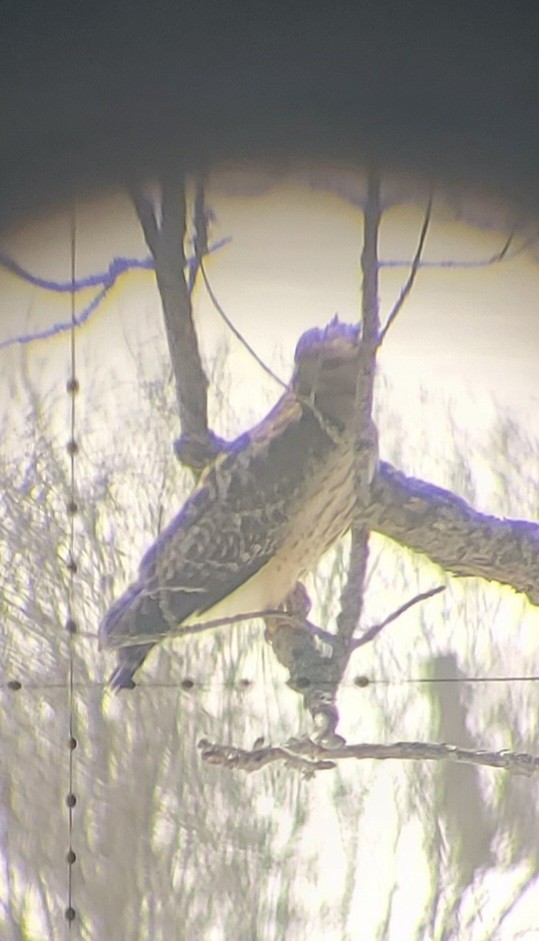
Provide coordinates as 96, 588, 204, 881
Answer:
99, 319, 377, 688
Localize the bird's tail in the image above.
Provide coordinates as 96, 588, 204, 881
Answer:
108, 643, 154, 691
99, 584, 169, 692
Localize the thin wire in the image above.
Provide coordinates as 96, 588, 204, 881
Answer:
3, 674, 538, 693
66, 209, 77, 930
371, 674, 539, 686
199, 258, 288, 390
379, 193, 433, 343
198, 255, 352, 447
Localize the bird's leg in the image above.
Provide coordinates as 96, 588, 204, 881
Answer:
264, 581, 312, 638
264, 582, 336, 648
263, 583, 345, 747
264, 581, 329, 670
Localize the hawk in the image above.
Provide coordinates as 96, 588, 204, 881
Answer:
99, 319, 377, 689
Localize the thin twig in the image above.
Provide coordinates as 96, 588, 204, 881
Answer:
379, 193, 433, 343
0, 284, 111, 350
199, 257, 288, 390
103, 607, 331, 650
351, 585, 445, 650
0, 240, 231, 352
379, 227, 539, 270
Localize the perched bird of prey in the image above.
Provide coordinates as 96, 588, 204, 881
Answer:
99, 319, 378, 689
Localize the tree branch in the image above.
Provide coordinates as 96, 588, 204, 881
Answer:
368, 461, 539, 605
260, 451, 539, 740
334, 174, 381, 652
303, 170, 381, 745
379, 192, 432, 343
335, 171, 381, 645
132, 176, 225, 473
200, 258, 287, 390
103, 606, 334, 649
199, 737, 539, 777
350, 585, 446, 650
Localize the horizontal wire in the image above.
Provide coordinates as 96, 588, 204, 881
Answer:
2, 675, 538, 693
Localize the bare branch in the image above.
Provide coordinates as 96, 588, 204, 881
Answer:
199, 257, 287, 390
0, 242, 230, 352
132, 176, 224, 472
199, 737, 338, 775
0, 248, 154, 293
335, 528, 370, 652
131, 187, 160, 251
307, 170, 381, 745
351, 584, 446, 650
368, 461, 539, 605
379, 193, 433, 343
187, 175, 210, 294
379, 227, 539, 271
103, 606, 333, 649
0, 284, 112, 351
199, 736, 539, 777
335, 170, 381, 652
360, 172, 381, 350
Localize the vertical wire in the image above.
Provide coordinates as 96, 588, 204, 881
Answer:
65, 207, 78, 930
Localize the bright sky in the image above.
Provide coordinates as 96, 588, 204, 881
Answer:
2, 168, 538, 423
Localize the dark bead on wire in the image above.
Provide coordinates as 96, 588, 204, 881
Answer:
294, 676, 311, 690
7, 680, 21, 691
66, 558, 77, 574
66, 793, 77, 808
66, 378, 79, 395
65, 618, 77, 635
66, 439, 79, 456
181, 678, 195, 690
66, 849, 76, 864
65, 907, 76, 922
66, 500, 78, 516
354, 675, 370, 688
68, 737, 77, 751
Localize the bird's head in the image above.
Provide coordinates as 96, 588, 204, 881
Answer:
292, 318, 361, 428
